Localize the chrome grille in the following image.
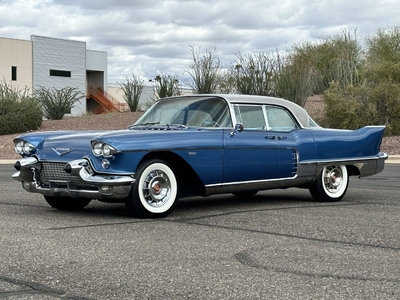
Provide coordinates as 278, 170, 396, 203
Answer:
38, 162, 93, 188
291, 151, 298, 176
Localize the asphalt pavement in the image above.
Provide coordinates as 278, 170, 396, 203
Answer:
0, 163, 399, 299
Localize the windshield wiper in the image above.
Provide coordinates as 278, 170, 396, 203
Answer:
129, 123, 187, 130
128, 122, 160, 129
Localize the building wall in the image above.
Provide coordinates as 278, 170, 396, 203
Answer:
86, 50, 107, 92
31, 35, 87, 115
0, 37, 32, 90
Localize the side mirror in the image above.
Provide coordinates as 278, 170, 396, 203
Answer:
230, 123, 244, 136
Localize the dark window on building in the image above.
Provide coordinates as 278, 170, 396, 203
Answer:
50, 69, 71, 77
11, 66, 17, 81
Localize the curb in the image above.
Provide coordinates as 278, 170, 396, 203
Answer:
1, 156, 400, 165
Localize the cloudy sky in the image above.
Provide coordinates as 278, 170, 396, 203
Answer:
0, 0, 399, 85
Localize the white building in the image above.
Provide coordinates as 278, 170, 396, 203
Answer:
0, 35, 145, 115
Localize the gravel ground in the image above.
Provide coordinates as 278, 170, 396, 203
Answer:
1, 98, 399, 160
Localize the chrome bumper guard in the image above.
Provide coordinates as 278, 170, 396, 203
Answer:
12, 158, 135, 199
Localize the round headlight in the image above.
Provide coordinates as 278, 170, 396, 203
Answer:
23, 142, 35, 154
102, 144, 111, 157
15, 140, 24, 154
93, 142, 103, 156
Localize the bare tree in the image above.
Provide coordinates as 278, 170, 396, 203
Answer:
154, 74, 181, 99
119, 74, 144, 112
274, 53, 316, 107
185, 46, 220, 94
233, 52, 276, 96
216, 69, 237, 94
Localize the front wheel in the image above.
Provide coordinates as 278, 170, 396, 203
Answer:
44, 196, 91, 211
309, 165, 349, 202
126, 160, 178, 218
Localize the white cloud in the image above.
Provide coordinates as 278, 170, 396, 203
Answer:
0, 0, 399, 84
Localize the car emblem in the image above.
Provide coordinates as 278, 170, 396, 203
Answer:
52, 147, 74, 156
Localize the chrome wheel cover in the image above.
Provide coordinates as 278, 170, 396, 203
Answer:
323, 166, 344, 194
142, 169, 171, 208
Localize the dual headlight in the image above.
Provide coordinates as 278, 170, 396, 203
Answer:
15, 140, 36, 155
91, 141, 118, 157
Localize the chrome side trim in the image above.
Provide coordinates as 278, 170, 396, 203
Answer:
299, 153, 388, 165
204, 174, 313, 196
204, 153, 387, 195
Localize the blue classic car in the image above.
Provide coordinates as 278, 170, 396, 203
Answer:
12, 94, 387, 218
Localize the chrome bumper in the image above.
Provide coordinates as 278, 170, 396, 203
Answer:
12, 158, 135, 199
300, 152, 388, 178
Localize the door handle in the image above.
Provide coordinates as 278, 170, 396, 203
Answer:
265, 136, 288, 140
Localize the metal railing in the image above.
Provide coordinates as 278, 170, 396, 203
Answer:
88, 86, 129, 114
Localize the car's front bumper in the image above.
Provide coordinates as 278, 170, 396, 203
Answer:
12, 157, 135, 199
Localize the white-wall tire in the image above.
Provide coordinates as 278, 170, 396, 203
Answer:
309, 165, 349, 202
127, 160, 178, 218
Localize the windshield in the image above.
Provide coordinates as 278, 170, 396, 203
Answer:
134, 96, 233, 128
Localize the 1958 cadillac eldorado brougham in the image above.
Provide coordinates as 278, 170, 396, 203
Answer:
12, 94, 387, 218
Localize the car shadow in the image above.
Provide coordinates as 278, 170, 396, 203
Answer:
47, 189, 317, 220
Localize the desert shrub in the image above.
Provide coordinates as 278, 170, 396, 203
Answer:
291, 30, 362, 94
367, 80, 400, 135
324, 81, 400, 135
153, 74, 181, 99
34, 86, 83, 120
365, 26, 400, 64
233, 52, 275, 96
118, 74, 144, 112
0, 83, 42, 135
274, 53, 316, 107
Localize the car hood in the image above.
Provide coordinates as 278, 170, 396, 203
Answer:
16, 127, 221, 161
16, 130, 121, 162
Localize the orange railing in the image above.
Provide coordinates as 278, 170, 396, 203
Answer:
88, 86, 129, 114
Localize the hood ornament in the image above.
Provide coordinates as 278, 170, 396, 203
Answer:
52, 147, 74, 156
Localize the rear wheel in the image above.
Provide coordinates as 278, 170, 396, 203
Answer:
309, 165, 349, 202
44, 196, 91, 211
126, 160, 178, 218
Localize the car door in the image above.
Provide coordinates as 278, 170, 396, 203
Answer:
264, 106, 299, 178
223, 104, 280, 182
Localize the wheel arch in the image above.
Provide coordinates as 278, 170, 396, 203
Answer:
138, 151, 205, 197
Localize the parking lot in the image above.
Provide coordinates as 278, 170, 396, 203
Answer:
0, 163, 399, 299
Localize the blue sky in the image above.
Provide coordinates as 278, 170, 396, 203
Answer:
0, 0, 398, 84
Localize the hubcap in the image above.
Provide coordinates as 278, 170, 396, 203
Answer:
142, 170, 170, 207
323, 166, 343, 193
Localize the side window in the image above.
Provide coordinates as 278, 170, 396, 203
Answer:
265, 106, 297, 132
235, 105, 266, 130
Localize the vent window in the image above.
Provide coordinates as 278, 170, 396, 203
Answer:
50, 69, 71, 77
11, 66, 17, 81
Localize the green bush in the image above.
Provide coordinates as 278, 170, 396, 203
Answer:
0, 97, 43, 135
324, 81, 400, 135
